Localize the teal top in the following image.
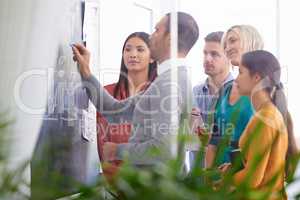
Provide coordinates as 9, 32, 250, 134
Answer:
209, 85, 254, 166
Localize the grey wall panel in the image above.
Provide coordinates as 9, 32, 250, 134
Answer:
0, 0, 96, 198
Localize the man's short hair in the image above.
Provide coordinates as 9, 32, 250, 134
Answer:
165, 12, 199, 53
204, 31, 224, 43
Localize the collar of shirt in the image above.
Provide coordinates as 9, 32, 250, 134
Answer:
202, 73, 234, 93
157, 58, 187, 76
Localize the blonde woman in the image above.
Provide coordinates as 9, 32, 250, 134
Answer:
205, 25, 264, 169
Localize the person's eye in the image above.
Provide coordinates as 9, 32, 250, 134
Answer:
230, 38, 236, 43
137, 48, 145, 52
211, 52, 219, 57
124, 47, 131, 52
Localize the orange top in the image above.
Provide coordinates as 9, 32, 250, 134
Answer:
234, 102, 288, 200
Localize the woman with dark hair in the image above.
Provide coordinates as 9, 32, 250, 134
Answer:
97, 32, 157, 180
232, 50, 289, 199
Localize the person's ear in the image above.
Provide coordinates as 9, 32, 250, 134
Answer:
164, 32, 171, 45
253, 73, 262, 83
168, 33, 171, 44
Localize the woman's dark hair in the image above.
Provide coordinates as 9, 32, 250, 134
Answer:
241, 50, 298, 178
113, 32, 157, 98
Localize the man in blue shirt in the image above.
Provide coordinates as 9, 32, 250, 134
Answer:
192, 32, 253, 170
188, 31, 233, 170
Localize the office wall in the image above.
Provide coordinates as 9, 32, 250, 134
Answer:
98, 0, 154, 85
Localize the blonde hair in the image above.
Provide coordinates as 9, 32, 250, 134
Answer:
222, 25, 264, 53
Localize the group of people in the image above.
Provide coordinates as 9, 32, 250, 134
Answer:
72, 12, 298, 199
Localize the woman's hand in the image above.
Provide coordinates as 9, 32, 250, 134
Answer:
103, 142, 118, 161
218, 162, 232, 174
71, 43, 92, 79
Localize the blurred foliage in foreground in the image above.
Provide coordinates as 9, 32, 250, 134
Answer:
0, 109, 300, 200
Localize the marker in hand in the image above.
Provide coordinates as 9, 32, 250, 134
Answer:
70, 43, 78, 62
70, 43, 91, 79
